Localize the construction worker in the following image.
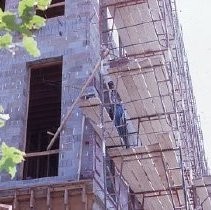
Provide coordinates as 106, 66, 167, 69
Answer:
108, 81, 128, 148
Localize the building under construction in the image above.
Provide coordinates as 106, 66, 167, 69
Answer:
0, 0, 211, 209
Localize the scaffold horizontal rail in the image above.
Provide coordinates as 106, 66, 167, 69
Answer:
108, 142, 184, 208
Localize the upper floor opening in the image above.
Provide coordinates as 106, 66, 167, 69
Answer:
0, 0, 5, 11
23, 58, 62, 179
36, 0, 65, 19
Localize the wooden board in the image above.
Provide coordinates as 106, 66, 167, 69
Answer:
156, 134, 182, 187
194, 177, 211, 209
109, 143, 180, 209
79, 97, 122, 146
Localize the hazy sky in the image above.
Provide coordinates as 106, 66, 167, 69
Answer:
177, 0, 211, 169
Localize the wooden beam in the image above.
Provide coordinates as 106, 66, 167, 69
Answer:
26, 149, 59, 158
28, 57, 62, 69
47, 49, 109, 150
48, 2, 65, 9
0, 204, 12, 210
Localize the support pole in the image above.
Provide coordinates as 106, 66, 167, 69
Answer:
47, 188, 51, 210
64, 189, 69, 210
179, 147, 188, 210
30, 190, 34, 209
13, 192, 18, 210
100, 63, 108, 210
47, 49, 109, 150
77, 115, 86, 180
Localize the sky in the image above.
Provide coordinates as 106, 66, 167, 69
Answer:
176, 0, 211, 169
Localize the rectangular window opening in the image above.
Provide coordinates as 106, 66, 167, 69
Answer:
36, 0, 65, 19
0, 0, 5, 11
23, 59, 62, 180
106, 158, 116, 201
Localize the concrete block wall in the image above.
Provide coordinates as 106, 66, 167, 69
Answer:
0, 0, 99, 181
0, 0, 131, 208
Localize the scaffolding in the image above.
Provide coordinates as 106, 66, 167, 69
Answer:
0, 0, 209, 209
78, 0, 209, 209
17, 0, 209, 209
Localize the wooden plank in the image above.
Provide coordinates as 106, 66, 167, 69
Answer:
144, 197, 164, 210
163, 95, 174, 113
147, 133, 158, 144
142, 98, 157, 116
114, 7, 162, 116
79, 101, 103, 137
111, 7, 139, 55
144, 144, 180, 209
80, 97, 122, 146
109, 71, 144, 120
203, 176, 211, 185
139, 157, 164, 191
139, 134, 151, 145
120, 72, 147, 117
130, 3, 151, 23
90, 98, 122, 146
144, 71, 160, 97
159, 118, 172, 132
158, 80, 171, 96
26, 149, 59, 158
147, 144, 168, 188
151, 119, 163, 133
0, 204, 12, 210
109, 144, 178, 208
147, 0, 162, 21
113, 157, 153, 192
153, 97, 165, 113
194, 178, 211, 209
154, 66, 169, 82
114, 4, 162, 55
110, 146, 157, 192
142, 146, 171, 210
156, 134, 182, 186
142, 121, 154, 134
133, 72, 151, 99
154, 20, 165, 36
120, 6, 144, 55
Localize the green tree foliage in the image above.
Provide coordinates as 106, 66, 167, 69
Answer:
0, 106, 9, 128
0, 106, 25, 178
0, 143, 25, 178
0, 0, 52, 57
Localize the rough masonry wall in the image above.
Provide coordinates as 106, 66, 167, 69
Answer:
0, 0, 99, 181
0, 0, 130, 208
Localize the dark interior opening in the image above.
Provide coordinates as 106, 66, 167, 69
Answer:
23, 60, 62, 179
106, 158, 116, 201
36, 0, 65, 19
0, 0, 5, 11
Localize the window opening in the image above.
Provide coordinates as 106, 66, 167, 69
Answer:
106, 158, 116, 201
36, 0, 65, 19
23, 59, 62, 179
0, 0, 5, 11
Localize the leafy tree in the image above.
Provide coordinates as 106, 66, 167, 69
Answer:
0, 106, 25, 178
0, 0, 52, 57
0, 0, 52, 178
